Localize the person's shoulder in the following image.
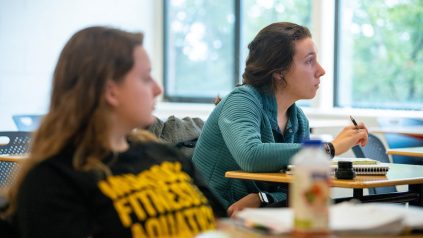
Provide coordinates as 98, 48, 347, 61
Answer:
130, 141, 194, 170
131, 141, 183, 161
24, 152, 72, 182
224, 84, 263, 107
19, 154, 72, 198
232, 84, 260, 97
133, 140, 175, 151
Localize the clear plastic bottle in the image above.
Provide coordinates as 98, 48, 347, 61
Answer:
290, 140, 331, 236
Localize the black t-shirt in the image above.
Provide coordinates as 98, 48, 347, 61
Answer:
15, 142, 226, 238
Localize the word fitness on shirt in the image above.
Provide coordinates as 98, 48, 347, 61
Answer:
98, 161, 216, 238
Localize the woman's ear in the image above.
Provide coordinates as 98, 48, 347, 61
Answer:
272, 71, 284, 80
104, 80, 120, 107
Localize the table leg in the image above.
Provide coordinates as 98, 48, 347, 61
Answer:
353, 189, 363, 200
409, 184, 423, 207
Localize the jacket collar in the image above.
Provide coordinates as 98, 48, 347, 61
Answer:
259, 89, 298, 134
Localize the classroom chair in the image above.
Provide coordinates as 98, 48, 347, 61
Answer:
352, 133, 397, 194
12, 114, 43, 131
378, 117, 423, 165
0, 131, 31, 187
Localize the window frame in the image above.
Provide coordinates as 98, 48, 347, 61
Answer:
162, 0, 241, 103
333, 0, 341, 108
162, 0, 334, 109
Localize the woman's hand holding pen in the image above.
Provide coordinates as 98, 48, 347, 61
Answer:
331, 119, 369, 156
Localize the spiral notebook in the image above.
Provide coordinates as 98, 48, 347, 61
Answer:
285, 157, 390, 175
331, 157, 379, 165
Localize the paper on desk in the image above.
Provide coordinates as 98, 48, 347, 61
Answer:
330, 203, 403, 235
235, 208, 292, 234
332, 157, 378, 165
236, 202, 423, 235
368, 203, 423, 229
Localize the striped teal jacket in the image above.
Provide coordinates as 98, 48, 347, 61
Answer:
192, 85, 310, 208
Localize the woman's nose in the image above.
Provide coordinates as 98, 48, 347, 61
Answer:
317, 63, 325, 77
154, 80, 162, 96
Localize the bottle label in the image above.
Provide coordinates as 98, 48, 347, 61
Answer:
291, 168, 330, 232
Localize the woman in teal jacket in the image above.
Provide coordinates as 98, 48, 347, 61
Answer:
192, 22, 368, 216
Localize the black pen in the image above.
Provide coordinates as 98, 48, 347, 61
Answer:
350, 115, 359, 130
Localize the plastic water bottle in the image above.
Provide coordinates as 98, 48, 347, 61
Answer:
290, 140, 331, 236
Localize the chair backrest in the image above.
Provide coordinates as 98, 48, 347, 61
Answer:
0, 160, 20, 187
0, 131, 29, 188
352, 133, 397, 194
12, 114, 43, 131
352, 134, 390, 163
378, 117, 423, 165
0, 131, 32, 155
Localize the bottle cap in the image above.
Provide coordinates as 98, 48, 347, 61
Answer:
338, 161, 353, 169
336, 161, 356, 180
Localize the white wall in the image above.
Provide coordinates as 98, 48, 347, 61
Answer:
0, 0, 160, 130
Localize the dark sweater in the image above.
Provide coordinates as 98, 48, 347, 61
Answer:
14, 142, 226, 238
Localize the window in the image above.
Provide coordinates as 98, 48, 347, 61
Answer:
164, 0, 311, 103
164, 0, 236, 102
335, 0, 423, 110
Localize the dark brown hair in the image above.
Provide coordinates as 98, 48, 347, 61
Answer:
242, 22, 311, 93
3, 26, 144, 217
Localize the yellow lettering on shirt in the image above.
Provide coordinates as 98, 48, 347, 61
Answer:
183, 207, 200, 234
199, 206, 216, 230
98, 180, 118, 200
163, 211, 177, 235
131, 223, 147, 238
175, 209, 191, 235
98, 161, 216, 237
127, 192, 147, 221
123, 174, 153, 191
136, 189, 157, 216
150, 187, 175, 213
114, 198, 133, 227
169, 183, 192, 209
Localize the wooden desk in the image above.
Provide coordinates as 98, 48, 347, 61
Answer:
0, 154, 28, 162
225, 163, 423, 206
308, 119, 350, 135
387, 147, 423, 158
309, 119, 349, 129
217, 219, 422, 238
370, 126, 423, 139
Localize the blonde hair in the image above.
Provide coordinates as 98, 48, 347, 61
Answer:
3, 26, 147, 217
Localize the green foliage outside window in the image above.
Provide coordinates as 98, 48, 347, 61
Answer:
337, 0, 423, 110
242, 0, 311, 44
166, 0, 235, 98
165, 0, 311, 101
